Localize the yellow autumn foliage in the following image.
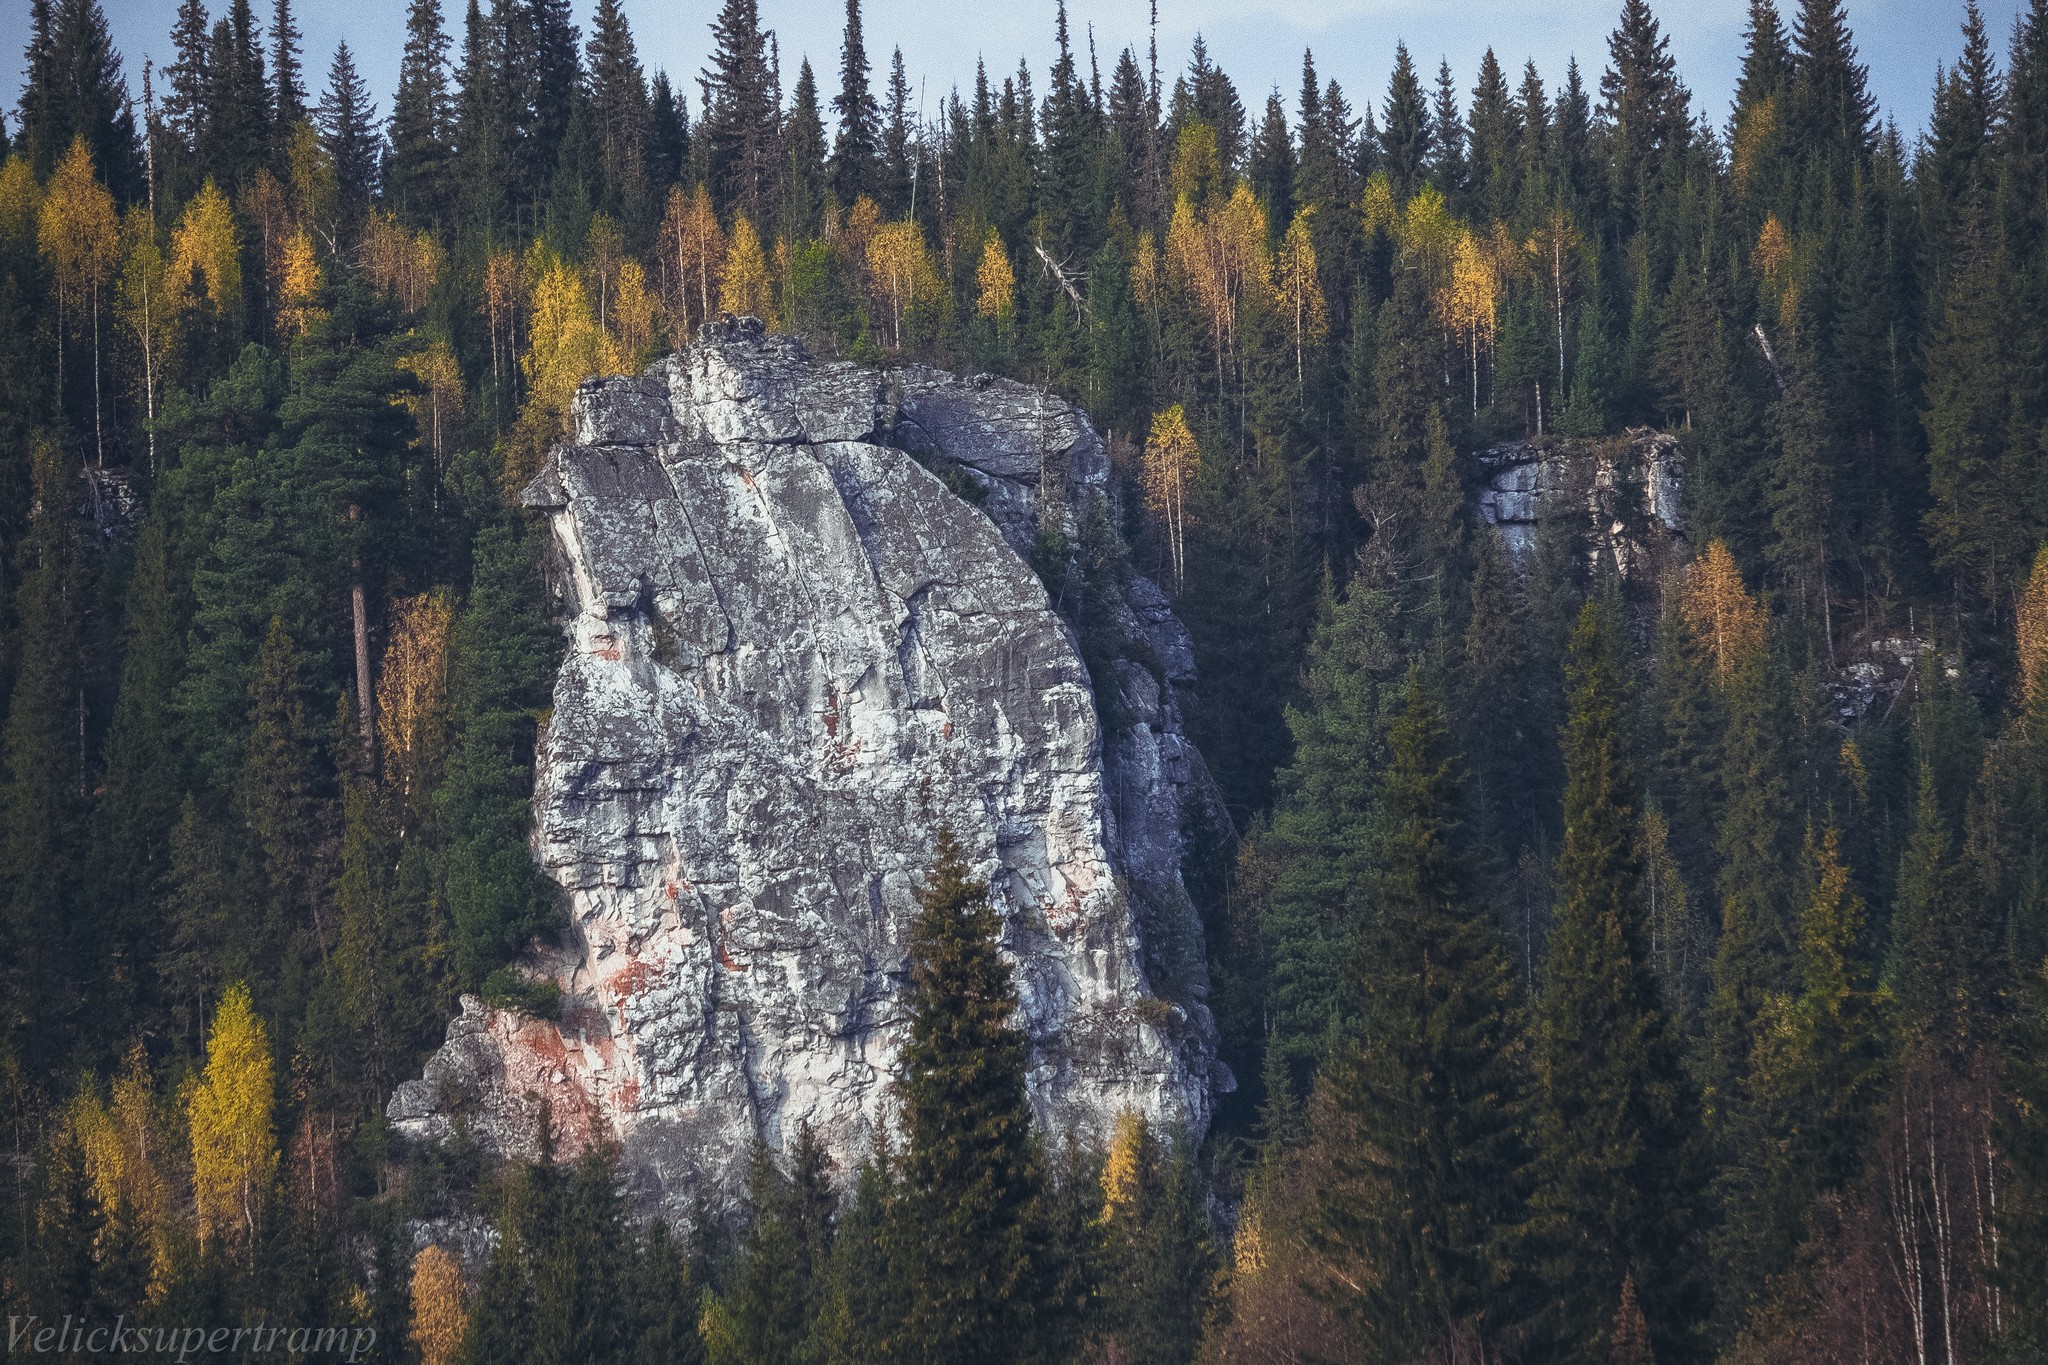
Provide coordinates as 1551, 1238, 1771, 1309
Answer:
1681, 540, 1769, 679
0, 154, 42, 245
172, 179, 242, 317
397, 340, 465, 471
975, 231, 1016, 320
611, 258, 657, 362
276, 228, 324, 337
1143, 404, 1200, 592
1130, 229, 1160, 308
1754, 215, 1792, 288
1360, 171, 1398, 239
719, 215, 773, 322
188, 982, 278, 1249
1731, 94, 1777, 198
69, 1047, 180, 1293
378, 590, 455, 802
480, 246, 525, 387
864, 218, 942, 347
522, 250, 620, 437
361, 210, 442, 312
1100, 1110, 1147, 1220
39, 138, 120, 325
2019, 545, 2048, 710
1169, 120, 1223, 206
1167, 184, 1270, 377
1439, 229, 1497, 344
1396, 185, 1460, 285
1275, 207, 1327, 380
409, 1244, 468, 1365
655, 186, 718, 343
116, 206, 179, 443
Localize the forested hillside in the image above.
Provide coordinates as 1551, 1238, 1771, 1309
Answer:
3, 0, 2048, 1358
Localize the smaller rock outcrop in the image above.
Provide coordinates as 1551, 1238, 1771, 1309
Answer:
1477, 427, 1684, 573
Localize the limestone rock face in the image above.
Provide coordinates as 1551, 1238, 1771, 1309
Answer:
391, 319, 1223, 1218
1477, 427, 1684, 572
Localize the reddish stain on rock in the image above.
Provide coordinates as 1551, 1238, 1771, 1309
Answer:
611, 957, 654, 1002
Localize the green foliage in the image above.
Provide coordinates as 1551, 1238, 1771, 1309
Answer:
460, 1149, 700, 1365
889, 828, 1050, 1363
1528, 601, 1704, 1363
1306, 668, 1529, 1360
438, 519, 558, 988
1253, 580, 1402, 1072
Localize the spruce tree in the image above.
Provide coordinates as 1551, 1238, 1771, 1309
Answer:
1379, 43, 1432, 197
0, 438, 90, 1080
161, 0, 212, 169
1429, 58, 1468, 199
1529, 600, 1704, 1363
316, 40, 380, 221
438, 520, 557, 986
520, 0, 581, 202
270, 0, 305, 130
1922, 209, 2030, 617
1729, 0, 1793, 207
451, 0, 508, 231
17, 0, 139, 194
1095, 1116, 1218, 1365
706, 1126, 837, 1364
1891, 752, 2003, 1056
2000, 958, 2048, 1354
202, 0, 271, 188
649, 69, 690, 189
879, 48, 913, 215
94, 517, 189, 1042
1784, 0, 1874, 174
585, 0, 651, 226
1598, 0, 1690, 241
781, 60, 829, 242
1307, 668, 1530, 1360
1257, 580, 1402, 1071
1246, 92, 1294, 229
699, 0, 781, 224
387, 0, 456, 225
830, 0, 881, 207
1466, 49, 1519, 219
891, 829, 1048, 1364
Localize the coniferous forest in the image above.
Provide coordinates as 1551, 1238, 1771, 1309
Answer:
4, 0, 2048, 1358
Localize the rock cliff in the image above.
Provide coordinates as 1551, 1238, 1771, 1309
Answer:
1477, 427, 1684, 574
391, 319, 1225, 1217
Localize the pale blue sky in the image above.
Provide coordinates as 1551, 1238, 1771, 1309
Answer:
7, 0, 2019, 147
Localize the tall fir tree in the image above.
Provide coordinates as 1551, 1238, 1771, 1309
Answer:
585, 0, 652, 226
699, 0, 781, 224
830, 0, 881, 207
387, 0, 456, 225
316, 40, 379, 222
1529, 600, 1705, 1363
889, 830, 1051, 1364
270, 0, 305, 130
1307, 668, 1530, 1361
0, 439, 90, 1081
1379, 43, 1432, 197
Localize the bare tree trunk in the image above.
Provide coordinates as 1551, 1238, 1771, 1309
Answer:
92, 285, 104, 465
349, 504, 376, 774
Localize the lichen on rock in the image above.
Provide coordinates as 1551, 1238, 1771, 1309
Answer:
391, 318, 1226, 1220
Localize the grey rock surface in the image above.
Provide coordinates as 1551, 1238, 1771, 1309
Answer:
1477, 427, 1684, 572
393, 318, 1223, 1219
